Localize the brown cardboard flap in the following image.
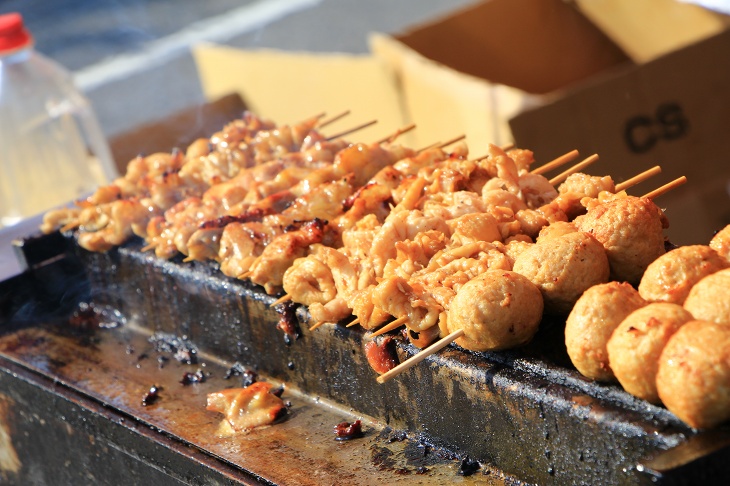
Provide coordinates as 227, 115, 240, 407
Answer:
192, 44, 407, 146
109, 92, 247, 172
369, 32, 527, 151
509, 29, 730, 244
575, 0, 729, 62
394, 0, 631, 94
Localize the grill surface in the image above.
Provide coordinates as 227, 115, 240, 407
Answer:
1, 231, 730, 485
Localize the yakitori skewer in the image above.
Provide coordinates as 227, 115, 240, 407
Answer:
615, 166, 662, 192
549, 154, 599, 186
643, 176, 687, 200
346, 318, 361, 328
376, 329, 465, 384
531, 149, 580, 175
369, 316, 409, 338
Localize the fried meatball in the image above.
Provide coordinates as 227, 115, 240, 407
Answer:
575, 196, 667, 284
657, 320, 730, 429
565, 282, 647, 381
683, 268, 730, 325
447, 269, 543, 352
709, 224, 730, 261
607, 303, 693, 403
512, 231, 609, 315
638, 245, 729, 305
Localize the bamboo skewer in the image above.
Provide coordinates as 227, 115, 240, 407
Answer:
438, 134, 466, 148
309, 320, 328, 331
376, 329, 465, 384
416, 141, 441, 153
346, 318, 360, 328
319, 110, 350, 128
615, 166, 662, 192
369, 316, 408, 337
469, 143, 522, 163
270, 294, 292, 307
531, 149, 580, 175
140, 243, 157, 252
377, 123, 417, 144
549, 154, 599, 186
643, 176, 687, 200
60, 221, 81, 233
238, 271, 253, 280
326, 120, 378, 141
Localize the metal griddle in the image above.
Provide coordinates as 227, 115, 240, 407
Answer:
1, 231, 729, 485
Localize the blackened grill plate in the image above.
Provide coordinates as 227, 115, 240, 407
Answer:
1, 232, 729, 485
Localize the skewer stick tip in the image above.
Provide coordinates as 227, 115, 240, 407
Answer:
438, 134, 466, 149
643, 176, 687, 200
531, 149, 580, 175
326, 119, 378, 141
270, 294, 292, 307
615, 165, 662, 193
319, 110, 350, 128
549, 153, 599, 186
377, 123, 416, 145
309, 321, 327, 331
370, 316, 408, 337
346, 318, 360, 328
60, 221, 81, 233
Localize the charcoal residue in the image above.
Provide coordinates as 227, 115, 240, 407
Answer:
149, 332, 198, 364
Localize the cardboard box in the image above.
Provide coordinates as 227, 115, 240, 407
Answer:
509, 28, 730, 245
191, 0, 730, 245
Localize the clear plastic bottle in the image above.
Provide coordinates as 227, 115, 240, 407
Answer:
0, 12, 118, 228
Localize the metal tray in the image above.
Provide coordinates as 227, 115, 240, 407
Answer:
1, 231, 729, 485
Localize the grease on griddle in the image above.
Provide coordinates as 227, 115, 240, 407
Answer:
334, 419, 364, 441
142, 385, 162, 406
371, 429, 478, 477
274, 301, 301, 345
149, 332, 198, 364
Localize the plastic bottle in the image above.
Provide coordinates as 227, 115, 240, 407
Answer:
0, 12, 118, 228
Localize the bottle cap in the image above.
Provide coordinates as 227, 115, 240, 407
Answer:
0, 13, 33, 53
